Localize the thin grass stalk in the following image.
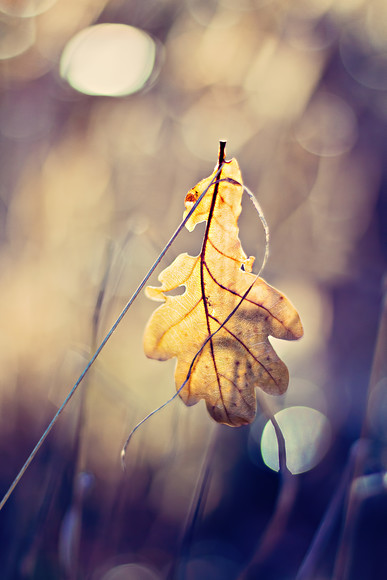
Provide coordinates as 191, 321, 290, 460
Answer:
0, 157, 225, 512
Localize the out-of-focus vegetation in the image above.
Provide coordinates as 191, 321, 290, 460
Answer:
0, 0, 386, 578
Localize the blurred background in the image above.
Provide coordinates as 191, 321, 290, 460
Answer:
0, 0, 386, 578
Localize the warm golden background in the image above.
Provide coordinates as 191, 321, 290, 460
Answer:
0, 0, 386, 579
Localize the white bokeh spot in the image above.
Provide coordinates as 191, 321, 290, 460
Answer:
261, 406, 331, 475
60, 23, 156, 97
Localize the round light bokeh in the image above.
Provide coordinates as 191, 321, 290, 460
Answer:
340, 17, 387, 91
260, 406, 331, 475
0, 15, 35, 60
60, 23, 156, 97
295, 92, 358, 157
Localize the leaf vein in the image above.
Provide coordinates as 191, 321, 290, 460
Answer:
209, 314, 279, 387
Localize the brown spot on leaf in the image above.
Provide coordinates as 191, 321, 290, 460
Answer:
185, 191, 198, 203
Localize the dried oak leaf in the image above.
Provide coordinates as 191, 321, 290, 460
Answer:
144, 153, 303, 426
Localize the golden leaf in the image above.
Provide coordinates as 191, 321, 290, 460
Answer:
144, 145, 303, 426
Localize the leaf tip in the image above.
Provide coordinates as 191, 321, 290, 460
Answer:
145, 285, 166, 302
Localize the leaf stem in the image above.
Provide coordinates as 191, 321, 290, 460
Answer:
199, 141, 228, 422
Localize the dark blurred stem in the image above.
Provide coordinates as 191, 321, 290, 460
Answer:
74, 241, 114, 476
238, 393, 297, 580
333, 274, 387, 580
65, 242, 114, 580
169, 426, 217, 580
248, 471, 297, 568
296, 439, 367, 580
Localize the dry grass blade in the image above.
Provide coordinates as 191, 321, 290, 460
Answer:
0, 160, 225, 512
